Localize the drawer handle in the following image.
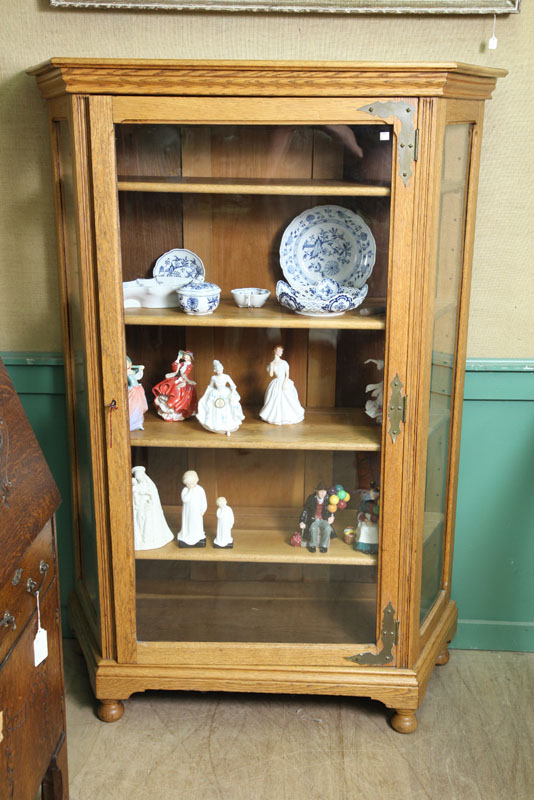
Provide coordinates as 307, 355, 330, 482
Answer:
0, 611, 16, 631
26, 561, 49, 596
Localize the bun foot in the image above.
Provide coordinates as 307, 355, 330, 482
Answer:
97, 699, 124, 723
436, 646, 451, 666
391, 708, 418, 734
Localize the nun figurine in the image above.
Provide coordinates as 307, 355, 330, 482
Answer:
177, 470, 208, 548
196, 360, 245, 436
131, 466, 174, 551
213, 497, 234, 549
259, 345, 304, 426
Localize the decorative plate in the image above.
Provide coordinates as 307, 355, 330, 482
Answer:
276, 279, 368, 317
280, 205, 376, 291
153, 248, 205, 284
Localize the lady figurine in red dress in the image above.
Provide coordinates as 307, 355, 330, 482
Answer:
152, 350, 198, 422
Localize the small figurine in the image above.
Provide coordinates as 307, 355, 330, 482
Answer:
298, 481, 336, 553
131, 466, 174, 551
354, 482, 380, 555
152, 350, 198, 422
127, 356, 148, 432
213, 497, 234, 548
196, 360, 245, 436
364, 358, 384, 424
177, 470, 207, 548
260, 345, 305, 426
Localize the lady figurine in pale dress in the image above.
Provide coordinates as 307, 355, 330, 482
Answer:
177, 470, 207, 548
259, 345, 304, 426
131, 466, 174, 551
197, 360, 245, 436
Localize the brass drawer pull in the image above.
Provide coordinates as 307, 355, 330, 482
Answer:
26, 561, 49, 596
0, 611, 16, 631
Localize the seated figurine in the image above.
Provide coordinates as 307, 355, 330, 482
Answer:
298, 481, 336, 553
354, 483, 380, 555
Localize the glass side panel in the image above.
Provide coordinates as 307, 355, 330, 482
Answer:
420, 124, 472, 622
116, 122, 393, 647
56, 120, 100, 617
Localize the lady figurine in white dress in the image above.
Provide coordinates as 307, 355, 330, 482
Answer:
259, 345, 305, 426
213, 497, 234, 549
131, 466, 174, 551
197, 360, 245, 436
177, 470, 207, 548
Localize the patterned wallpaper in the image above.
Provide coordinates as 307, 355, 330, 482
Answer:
1, 1, 532, 356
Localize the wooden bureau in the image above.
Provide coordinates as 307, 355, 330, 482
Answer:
0, 356, 68, 799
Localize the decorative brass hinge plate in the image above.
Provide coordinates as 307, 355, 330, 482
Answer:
388, 374, 407, 443
358, 101, 417, 186
346, 602, 397, 666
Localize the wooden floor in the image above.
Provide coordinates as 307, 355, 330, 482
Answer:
63, 641, 534, 800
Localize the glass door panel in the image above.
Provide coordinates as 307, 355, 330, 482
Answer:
115, 121, 393, 648
420, 123, 472, 622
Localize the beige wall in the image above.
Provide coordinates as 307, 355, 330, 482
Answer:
1, 1, 532, 357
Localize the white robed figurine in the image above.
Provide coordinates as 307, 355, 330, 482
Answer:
132, 466, 174, 551
259, 345, 305, 426
197, 360, 245, 436
177, 470, 207, 548
213, 497, 234, 549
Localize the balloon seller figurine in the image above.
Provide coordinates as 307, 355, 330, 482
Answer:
354, 483, 380, 555
127, 356, 148, 432
298, 481, 336, 553
177, 470, 207, 548
131, 466, 174, 551
196, 360, 245, 436
152, 350, 198, 422
260, 345, 305, 426
213, 497, 234, 549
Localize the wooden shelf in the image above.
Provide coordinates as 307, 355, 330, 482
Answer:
124, 298, 386, 330
130, 407, 381, 451
117, 176, 391, 197
135, 529, 377, 566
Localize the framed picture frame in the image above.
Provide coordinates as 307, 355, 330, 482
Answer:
49, 0, 521, 13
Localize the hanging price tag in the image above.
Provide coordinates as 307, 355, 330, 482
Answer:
33, 591, 48, 667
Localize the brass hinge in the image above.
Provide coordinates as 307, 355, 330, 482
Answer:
357, 101, 417, 186
388, 374, 408, 443
414, 129, 419, 162
395, 619, 400, 645
346, 602, 398, 666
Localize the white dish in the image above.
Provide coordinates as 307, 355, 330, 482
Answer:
153, 248, 205, 284
122, 277, 183, 309
280, 205, 376, 291
231, 288, 271, 308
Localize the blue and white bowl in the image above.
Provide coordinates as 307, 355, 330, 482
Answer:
176, 282, 221, 315
276, 280, 368, 317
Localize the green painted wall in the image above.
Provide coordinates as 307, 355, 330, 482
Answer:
3, 353, 533, 650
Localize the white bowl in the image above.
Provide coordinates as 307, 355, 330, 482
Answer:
123, 277, 183, 309
176, 282, 221, 315
231, 287, 271, 309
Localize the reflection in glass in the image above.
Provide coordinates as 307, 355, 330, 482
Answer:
420, 124, 471, 622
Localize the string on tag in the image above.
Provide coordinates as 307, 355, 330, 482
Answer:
36, 589, 41, 631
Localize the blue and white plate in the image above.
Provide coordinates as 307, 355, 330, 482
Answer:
153, 248, 205, 285
276, 280, 368, 317
280, 205, 376, 291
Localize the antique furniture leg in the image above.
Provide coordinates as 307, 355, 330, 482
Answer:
41, 734, 69, 800
436, 644, 451, 666
97, 699, 125, 723
391, 708, 418, 734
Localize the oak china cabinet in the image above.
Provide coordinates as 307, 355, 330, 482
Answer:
28, 59, 505, 732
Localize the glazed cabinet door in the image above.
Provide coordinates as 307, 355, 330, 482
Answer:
88, 95, 417, 668
414, 100, 486, 649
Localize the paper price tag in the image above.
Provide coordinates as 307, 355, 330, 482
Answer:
34, 627, 48, 667
33, 590, 48, 667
